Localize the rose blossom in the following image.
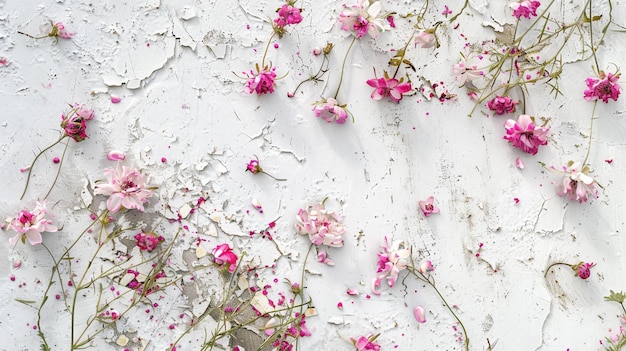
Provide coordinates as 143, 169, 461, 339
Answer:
134, 232, 164, 252
6, 200, 57, 246
243, 65, 277, 95
573, 262, 595, 279
487, 95, 519, 115
366, 76, 412, 102
212, 243, 238, 273
352, 334, 381, 351
93, 164, 153, 212
556, 161, 598, 203
60, 104, 95, 142
510, 1, 541, 19
503, 114, 550, 155
583, 71, 621, 103
338, 0, 389, 39
418, 196, 439, 217
274, 5, 303, 27
312, 98, 349, 124
295, 202, 345, 247
372, 236, 410, 294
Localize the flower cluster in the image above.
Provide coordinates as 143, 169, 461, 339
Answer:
93, 164, 153, 212
338, 0, 389, 39
244, 65, 277, 95
556, 161, 598, 203
211, 243, 238, 273
312, 98, 349, 124
60, 104, 95, 142
372, 237, 409, 294
134, 232, 164, 252
295, 202, 345, 247
510, 1, 541, 20
584, 71, 621, 103
487, 95, 519, 115
274, 4, 303, 28
6, 200, 57, 246
503, 115, 550, 155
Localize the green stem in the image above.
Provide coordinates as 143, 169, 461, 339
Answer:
20, 135, 67, 200
448, 0, 469, 23
334, 37, 357, 99
392, 33, 415, 79
543, 262, 573, 277
588, 0, 600, 70
583, 101, 597, 165
44, 137, 70, 200
261, 32, 277, 68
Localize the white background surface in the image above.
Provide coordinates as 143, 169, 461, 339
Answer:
1, 0, 626, 350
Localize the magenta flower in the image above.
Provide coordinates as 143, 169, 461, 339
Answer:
246, 159, 261, 173
583, 71, 621, 103
352, 334, 381, 351
372, 236, 410, 295
212, 243, 238, 273
274, 5, 303, 27
556, 161, 598, 203
295, 202, 345, 247
339, 0, 389, 39
414, 30, 436, 48
60, 104, 95, 142
510, 1, 541, 19
93, 164, 153, 213
503, 115, 550, 155
243, 65, 277, 95
6, 200, 57, 246
312, 98, 349, 124
418, 196, 439, 217
574, 262, 595, 280
134, 232, 164, 252
366, 75, 412, 102
487, 95, 519, 115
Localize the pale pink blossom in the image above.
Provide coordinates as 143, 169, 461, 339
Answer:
510, 1, 541, 19
414, 305, 426, 323
487, 95, 519, 115
243, 65, 277, 95
312, 98, 349, 124
338, 0, 389, 39
352, 334, 381, 351
134, 232, 164, 252
418, 260, 434, 274
93, 164, 153, 212
372, 236, 410, 294
295, 202, 345, 247
212, 243, 238, 273
414, 30, 436, 48
107, 150, 126, 161
583, 71, 621, 103
6, 200, 57, 246
418, 196, 439, 217
556, 161, 598, 203
366, 75, 412, 102
503, 114, 550, 155
453, 59, 483, 87
274, 5, 303, 27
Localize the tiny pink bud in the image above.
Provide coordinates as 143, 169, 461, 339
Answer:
287, 92, 294, 98
313, 47, 321, 56
515, 157, 525, 169
53, 157, 60, 164
110, 95, 121, 104
161, 157, 167, 163
107, 150, 126, 161
13, 259, 21, 269
414, 305, 426, 323
337, 302, 343, 309
346, 288, 359, 296
20, 166, 31, 173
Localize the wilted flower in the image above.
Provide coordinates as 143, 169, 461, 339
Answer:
414, 29, 437, 48
212, 243, 238, 273
134, 232, 164, 252
487, 95, 519, 115
352, 334, 381, 351
295, 202, 345, 247
573, 262, 595, 279
60, 104, 95, 142
418, 196, 439, 217
274, 5, 303, 27
312, 98, 349, 124
49, 21, 74, 39
243, 65, 277, 95
583, 70, 621, 103
556, 161, 598, 203
6, 200, 57, 246
372, 236, 410, 294
366, 74, 412, 102
418, 260, 434, 274
503, 115, 550, 155
338, 0, 389, 39
93, 164, 153, 213
510, 1, 541, 19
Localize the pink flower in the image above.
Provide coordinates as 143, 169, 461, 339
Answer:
442, 5, 453, 15
372, 236, 410, 294
93, 164, 153, 212
414, 30, 437, 48
243, 65, 277, 95
60, 104, 95, 142
274, 5, 303, 27
295, 202, 345, 247
48, 21, 74, 39
246, 159, 262, 173
453, 59, 483, 87
418, 196, 440, 217
339, 0, 389, 39
487, 95, 519, 115
583, 71, 621, 103
366, 75, 412, 102
134, 232, 164, 252
510, 1, 541, 19
573, 262, 594, 279
6, 200, 57, 246
503, 114, 550, 155
212, 243, 238, 273
418, 260, 434, 274
414, 305, 426, 323
556, 161, 598, 203
312, 98, 349, 124
352, 334, 381, 351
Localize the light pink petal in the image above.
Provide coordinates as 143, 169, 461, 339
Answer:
107, 150, 126, 161
414, 305, 426, 323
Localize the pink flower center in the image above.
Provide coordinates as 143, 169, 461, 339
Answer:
425, 204, 434, 211
121, 180, 137, 191
18, 210, 34, 225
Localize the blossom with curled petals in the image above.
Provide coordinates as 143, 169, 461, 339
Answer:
93, 164, 153, 212
6, 200, 57, 246
312, 98, 349, 124
295, 202, 345, 247
556, 161, 598, 203
339, 0, 390, 39
372, 236, 409, 294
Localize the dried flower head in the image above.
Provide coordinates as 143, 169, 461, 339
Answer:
295, 202, 345, 247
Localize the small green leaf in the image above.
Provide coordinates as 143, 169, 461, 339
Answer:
15, 298, 37, 306
605, 290, 626, 304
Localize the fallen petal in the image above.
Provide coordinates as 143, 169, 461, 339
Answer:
414, 305, 426, 323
